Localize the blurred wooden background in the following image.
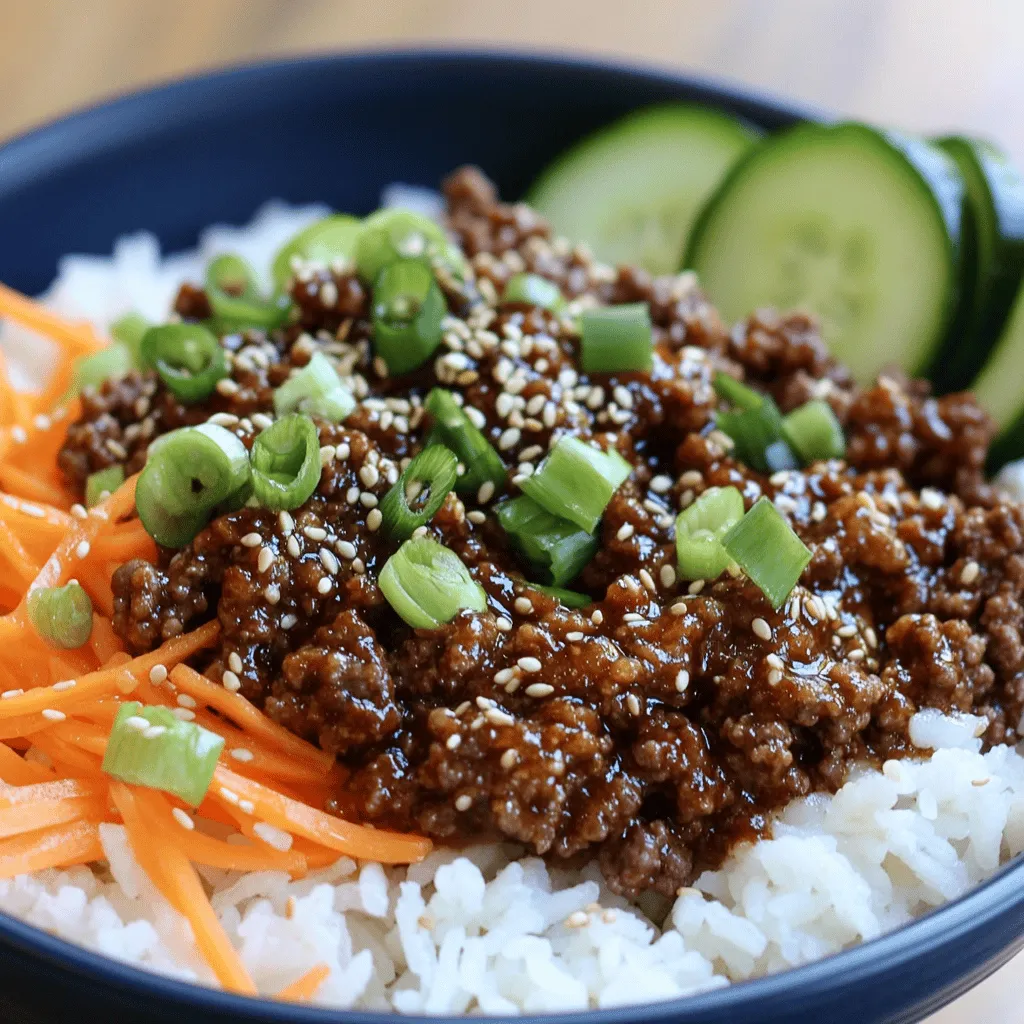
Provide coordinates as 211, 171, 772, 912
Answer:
2, 1, 1023, 1021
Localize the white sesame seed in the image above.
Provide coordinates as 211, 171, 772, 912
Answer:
264, 584, 281, 605
613, 385, 633, 409
10, 426, 26, 443
320, 548, 340, 574
336, 540, 357, 561
287, 535, 301, 558
224, 652, 242, 675
148, 664, 168, 685
359, 464, 380, 488
768, 669, 783, 685
517, 656, 542, 673
1, 689, 24, 700
650, 475, 673, 494
142, 725, 167, 740
921, 488, 944, 510
566, 631, 584, 642
670, 602, 687, 616
303, 525, 327, 542
525, 682, 554, 698
216, 378, 240, 397
591, 609, 604, 625
687, 580, 705, 595
239, 799, 256, 815
41, 709, 65, 722
494, 668, 516, 685
317, 577, 333, 595
752, 617, 772, 641
960, 560, 980, 585
219, 787, 240, 805
639, 568, 656, 592
675, 669, 690, 692
514, 597, 534, 615
278, 510, 294, 535
70, 503, 88, 520
446, 733, 462, 750
623, 612, 644, 624
52, 680, 76, 693
454, 794, 473, 812
360, 492, 378, 508
346, 487, 360, 505
616, 523, 635, 542
281, 614, 298, 630
498, 427, 521, 451
486, 707, 515, 727
222, 670, 241, 692
241, 532, 262, 548
230, 748, 255, 763
626, 694, 641, 716
257, 547, 275, 573
176, 694, 197, 710
367, 508, 383, 531
75, 540, 91, 559
124, 715, 150, 732
496, 616, 512, 632
172, 808, 195, 831
849, 649, 866, 662
173, 708, 196, 721
500, 748, 519, 770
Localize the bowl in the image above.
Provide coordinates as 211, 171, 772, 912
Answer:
0, 48, 1021, 1024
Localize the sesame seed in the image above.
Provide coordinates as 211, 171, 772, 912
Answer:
336, 540, 357, 561
257, 547, 275, 573
367, 508, 383, 531
650, 474, 673, 494
360, 492, 378, 508
626, 694, 641, 716
500, 748, 519, 770
10, 426, 26, 443
219, 787, 240, 805
591, 609, 604, 625
613, 385, 633, 409
70, 504, 87, 520
216, 378, 240, 397
227, 652, 243, 675
176, 694, 197, 709
317, 577, 333, 595
566, 631, 584, 642
658, 564, 677, 589
752, 617, 772, 641
639, 568, 656, 592
498, 427, 521, 451
239, 800, 256, 815
837, 624, 858, 638
811, 501, 827, 522
445, 733, 462, 751
768, 669, 783, 685
230, 748, 255, 763
517, 656, 542, 673
670, 602, 688, 616
960, 560, 980, 585
148, 664, 167, 685
616, 523, 634, 541
278, 511, 294, 535
514, 597, 534, 615
320, 548, 340, 574
454, 794, 473, 812
173, 708, 195, 721
486, 707, 515, 727
359, 464, 380, 488
848, 649, 866, 662
303, 525, 327, 542
142, 725, 167, 740
623, 612, 644, 624
281, 614, 298, 630
346, 487, 359, 505
252, 412, 275, 431
241, 532, 262, 548
921, 488, 944, 510
525, 682, 554, 698
124, 715, 150, 732
1, 689, 24, 700
766, 653, 784, 671
172, 808, 195, 831
41, 709, 65, 722
253, 821, 293, 851
412, 525, 428, 539
494, 668, 516, 685
476, 480, 495, 504
264, 584, 281, 605
222, 671, 241, 693
496, 616, 512, 632
75, 540, 91, 559
687, 580, 705, 595
565, 910, 589, 928
52, 680, 76, 693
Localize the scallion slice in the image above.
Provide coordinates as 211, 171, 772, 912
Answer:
272, 214, 362, 290
425, 388, 505, 496
371, 259, 447, 374
675, 486, 745, 581
712, 372, 763, 411
27, 582, 93, 649
102, 701, 224, 806
274, 351, 355, 423
206, 254, 290, 330
495, 495, 598, 587
72, 344, 134, 393
502, 273, 566, 312
530, 584, 592, 608
249, 414, 321, 512
521, 436, 631, 534
356, 209, 467, 284
380, 444, 458, 540
139, 324, 227, 403
109, 312, 150, 363
722, 496, 812, 610
580, 303, 653, 374
85, 465, 125, 508
716, 396, 798, 473
783, 400, 846, 463
379, 537, 487, 629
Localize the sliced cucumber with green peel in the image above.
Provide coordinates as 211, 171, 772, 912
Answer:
973, 281, 1024, 467
932, 136, 1024, 392
527, 104, 760, 274
686, 122, 963, 384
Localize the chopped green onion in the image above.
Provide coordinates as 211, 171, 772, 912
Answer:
137, 424, 250, 547
206, 254, 290, 330
579, 303, 653, 374
675, 486, 745, 581
249, 414, 321, 512
379, 537, 487, 629
783, 400, 846, 463
139, 324, 227, 403
502, 273, 566, 312
425, 389, 505, 496
371, 259, 447, 374
274, 351, 355, 422
102, 701, 224, 806
27, 582, 93, 649
716, 396, 798, 473
109, 312, 150, 363
530, 584, 592, 608
379, 444, 458, 540
722, 496, 812, 610
272, 214, 362, 290
85, 466, 125, 508
712, 372, 763, 411
356, 209, 466, 284
495, 495, 598, 587
72, 344, 134, 393
521, 436, 631, 534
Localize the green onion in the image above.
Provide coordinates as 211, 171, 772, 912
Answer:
495, 495, 598, 587
579, 303, 653, 374
249, 414, 321, 512
712, 372, 763, 411
530, 584, 592, 608
675, 486, 745, 581
379, 444, 458, 540
722, 496, 812, 610
521, 436, 631, 534
356, 209, 466, 284
72, 344, 134, 393
272, 214, 362, 290
109, 312, 150, 363
425, 389, 505, 496
27, 582, 93, 649
502, 273, 566, 312
85, 466, 125, 508
371, 259, 447, 374
139, 324, 227, 403
716, 397, 798, 473
137, 424, 250, 547
206, 254, 290, 330
102, 701, 224, 806
379, 536, 487, 629
783, 400, 846, 463
274, 351, 355, 423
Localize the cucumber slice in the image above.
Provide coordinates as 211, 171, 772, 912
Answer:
686, 122, 962, 383
973, 281, 1024, 466
933, 136, 1024, 392
527, 104, 760, 274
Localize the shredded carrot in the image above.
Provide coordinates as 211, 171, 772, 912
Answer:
0, 795, 109, 839
0, 818, 104, 879
91, 524, 158, 563
0, 517, 40, 586
0, 282, 105, 358
0, 464, 72, 508
278, 963, 331, 1002
0, 743, 53, 784
88, 615, 124, 664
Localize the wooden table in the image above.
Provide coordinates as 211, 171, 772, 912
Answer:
2, 2, 1023, 1020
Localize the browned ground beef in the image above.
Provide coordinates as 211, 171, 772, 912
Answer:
59, 167, 1023, 898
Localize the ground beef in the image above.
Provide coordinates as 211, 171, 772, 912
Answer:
65, 166, 1022, 898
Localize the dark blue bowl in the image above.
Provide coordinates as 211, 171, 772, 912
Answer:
0, 49, 1020, 1024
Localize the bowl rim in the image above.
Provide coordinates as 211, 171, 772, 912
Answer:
0, 44, 1021, 1024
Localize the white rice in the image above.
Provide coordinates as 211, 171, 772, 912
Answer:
1, 203, 1023, 1013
